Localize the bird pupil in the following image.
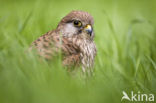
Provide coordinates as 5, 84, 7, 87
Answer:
74, 21, 79, 25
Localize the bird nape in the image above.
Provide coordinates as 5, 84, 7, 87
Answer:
29, 10, 96, 75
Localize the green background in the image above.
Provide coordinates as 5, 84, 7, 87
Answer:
0, 0, 156, 103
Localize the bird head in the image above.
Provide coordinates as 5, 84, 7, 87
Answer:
57, 11, 94, 40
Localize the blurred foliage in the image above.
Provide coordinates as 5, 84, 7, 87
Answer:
0, 0, 156, 103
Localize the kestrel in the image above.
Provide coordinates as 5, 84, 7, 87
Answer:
29, 10, 96, 73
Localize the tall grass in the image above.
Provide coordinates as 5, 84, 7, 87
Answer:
0, 0, 156, 103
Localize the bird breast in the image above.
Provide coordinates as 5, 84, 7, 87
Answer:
79, 40, 96, 68
67, 36, 96, 70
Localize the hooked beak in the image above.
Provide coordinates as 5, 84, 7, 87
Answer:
84, 24, 92, 36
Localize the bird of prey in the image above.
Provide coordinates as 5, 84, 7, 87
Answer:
29, 10, 96, 73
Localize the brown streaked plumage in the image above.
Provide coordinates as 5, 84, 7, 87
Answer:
29, 10, 96, 73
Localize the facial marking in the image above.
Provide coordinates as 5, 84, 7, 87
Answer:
63, 23, 77, 37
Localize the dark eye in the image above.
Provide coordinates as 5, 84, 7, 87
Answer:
73, 20, 82, 27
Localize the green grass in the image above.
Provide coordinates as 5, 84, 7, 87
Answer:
0, 0, 156, 103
